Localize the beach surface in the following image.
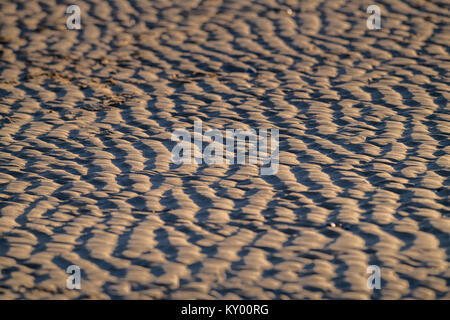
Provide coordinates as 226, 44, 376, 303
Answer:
0, 0, 449, 299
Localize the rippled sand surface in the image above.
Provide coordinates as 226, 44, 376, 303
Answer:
0, 0, 449, 299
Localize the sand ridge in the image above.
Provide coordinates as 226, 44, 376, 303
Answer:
0, 0, 449, 299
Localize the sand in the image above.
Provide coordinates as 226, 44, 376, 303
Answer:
0, 0, 449, 299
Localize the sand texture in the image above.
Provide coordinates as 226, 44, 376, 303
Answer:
0, 0, 449, 299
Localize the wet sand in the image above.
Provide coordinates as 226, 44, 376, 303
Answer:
0, 0, 449, 299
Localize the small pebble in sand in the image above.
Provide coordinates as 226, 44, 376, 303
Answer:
284, 8, 293, 16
